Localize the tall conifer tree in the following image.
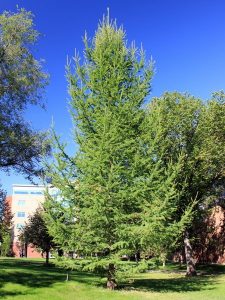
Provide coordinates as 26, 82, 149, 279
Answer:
45, 15, 192, 285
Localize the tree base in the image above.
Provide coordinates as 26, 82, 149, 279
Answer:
185, 270, 197, 277
107, 279, 117, 290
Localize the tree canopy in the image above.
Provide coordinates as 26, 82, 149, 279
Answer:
45, 16, 193, 285
0, 8, 49, 180
20, 208, 54, 264
144, 91, 225, 274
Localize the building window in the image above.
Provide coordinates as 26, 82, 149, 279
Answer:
17, 200, 26, 206
17, 212, 25, 218
16, 224, 24, 229
30, 191, 43, 195
14, 191, 29, 194
14, 190, 43, 195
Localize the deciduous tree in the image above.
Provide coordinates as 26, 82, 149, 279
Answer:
45, 15, 192, 286
20, 208, 54, 264
0, 187, 13, 256
0, 8, 49, 181
144, 91, 225, 275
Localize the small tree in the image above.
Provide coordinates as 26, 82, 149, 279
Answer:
0, 187, 13, 256
20, 208, 54, 264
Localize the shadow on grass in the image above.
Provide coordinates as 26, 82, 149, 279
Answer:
0, 258, 104, 298
0, 258, 66, 298
0, 290, 25, 298
123, 263, 225, 293
0, 258, 223, 297
70, 266, 219, 294
197, 263, 225, 275
156, 262, 225, 274
124, 275, 215, 293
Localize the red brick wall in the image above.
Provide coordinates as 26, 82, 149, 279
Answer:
173, 206, 225, 264
5, 196, 12, 208
206, 206, 225, 263
192, 206, 225, 264
27, 245, 43, 258
12, 242, 42, 258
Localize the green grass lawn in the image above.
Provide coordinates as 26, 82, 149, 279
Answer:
0, 258, 225, 300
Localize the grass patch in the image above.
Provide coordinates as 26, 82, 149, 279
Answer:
0, 258, 225, 299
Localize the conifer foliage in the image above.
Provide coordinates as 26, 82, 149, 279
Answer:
45, 16, 193, 285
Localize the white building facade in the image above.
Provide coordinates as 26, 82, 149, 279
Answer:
10, 184, 45, 257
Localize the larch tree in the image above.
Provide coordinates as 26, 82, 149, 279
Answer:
45, 15, 192, 286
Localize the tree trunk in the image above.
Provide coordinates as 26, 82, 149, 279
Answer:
58, 249, 63, 256
160, 252, 166, 268
107, 263, 117, 290
135, 251, 140, 262
24, 243, 28, 258
65, 271, 69, 281
45, 250, 49, 265
184, 231, 197, 276
179, 252, 184, 267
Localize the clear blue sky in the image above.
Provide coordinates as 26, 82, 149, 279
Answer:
1, 0, 225, 194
